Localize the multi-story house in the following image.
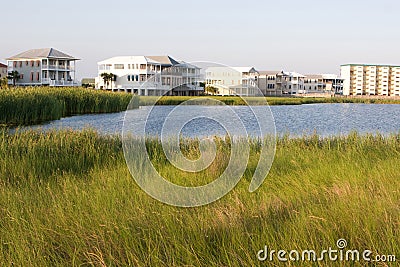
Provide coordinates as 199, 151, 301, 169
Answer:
0, 63, 7, 79
341, 64, 400, 96
95, 55, 202, 96
205, 67, 260, 96
6, 48, 79, 86
303, 74, 344, 95
276, 71, 305, 94
257, 71, 280, 96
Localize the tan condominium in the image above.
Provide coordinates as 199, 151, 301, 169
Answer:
341, 64, 400, 96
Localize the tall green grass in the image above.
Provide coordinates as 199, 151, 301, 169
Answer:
0, 130, 398, 266
0, 87, 136, 126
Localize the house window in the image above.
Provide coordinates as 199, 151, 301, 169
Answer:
36, 61, 40, 67
31, 61, 34, 67
136, 75, 139, 81
26, 61, 29, 66
114, 64, 124, 69
20, 74, 24, 79
19, 61, 23, 67
36, 72, 40, 81
30, 72, 34, 81
127, 75, 131, 81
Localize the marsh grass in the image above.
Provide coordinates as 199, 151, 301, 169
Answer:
0, 130, 399, 266
0, 87, 136, 126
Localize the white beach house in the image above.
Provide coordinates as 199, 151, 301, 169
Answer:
205, 67, 260, 96
95, 55, 202, 96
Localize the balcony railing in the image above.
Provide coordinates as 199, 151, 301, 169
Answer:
42, 78, 76, 86
42, 65, 74, 71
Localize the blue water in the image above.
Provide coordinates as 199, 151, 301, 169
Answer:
19, 104, 400, 137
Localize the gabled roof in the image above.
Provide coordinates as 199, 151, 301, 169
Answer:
232, 67, 258, 73
97, 55, 183, 66
98, 56, 159, 65
0, 63, 7, 68
279, 71, 305, 78
304, 74, 324, 79
177, 61, 201, 69
7, 48, 78, 60
258, 70, 280, 76
146, 56, 180, 66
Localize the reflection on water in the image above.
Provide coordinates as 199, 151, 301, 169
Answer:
19, 104, 400, 137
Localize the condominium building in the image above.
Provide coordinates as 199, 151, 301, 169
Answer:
6, 48, 79, 86
0, 63, 7, 79
205, 67, 260, 96
95, 55, 202, 96
341, 64, 400, 96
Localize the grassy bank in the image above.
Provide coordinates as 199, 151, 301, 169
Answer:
139, 95, 400, 106
0, 87, 136, 126
0, 129, 398, 266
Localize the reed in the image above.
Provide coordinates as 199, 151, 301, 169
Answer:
0, 129, 398, 266
0, 87, 136, 126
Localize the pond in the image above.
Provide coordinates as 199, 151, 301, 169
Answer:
20, 104, 400, 137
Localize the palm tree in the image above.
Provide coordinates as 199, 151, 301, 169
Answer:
109, 73, 116, 90
7, 71, 20, 86
100, 73, 115, 89
206, 85, 218, 95
101, 72, 109, 89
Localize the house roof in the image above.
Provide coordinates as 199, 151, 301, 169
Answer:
258, 70, 280, 76
304, 74, 324, 79
98, 56, 159, 65
7, 48, 78, 60
177, 61, 201, 69
232, 67, 258, 73
279, 71, 306, 78
0, 63, 7, 68
146, 56, 180, 66
98, 55, 183, 66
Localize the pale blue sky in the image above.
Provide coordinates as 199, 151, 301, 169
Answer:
2, 0, 399, 79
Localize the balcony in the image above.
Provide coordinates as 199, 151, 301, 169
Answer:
42, 78, 77, 86
186, 84, 203, 91
42, 65, 74, 71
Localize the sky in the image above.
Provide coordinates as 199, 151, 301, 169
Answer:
1, 0, 399, 80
